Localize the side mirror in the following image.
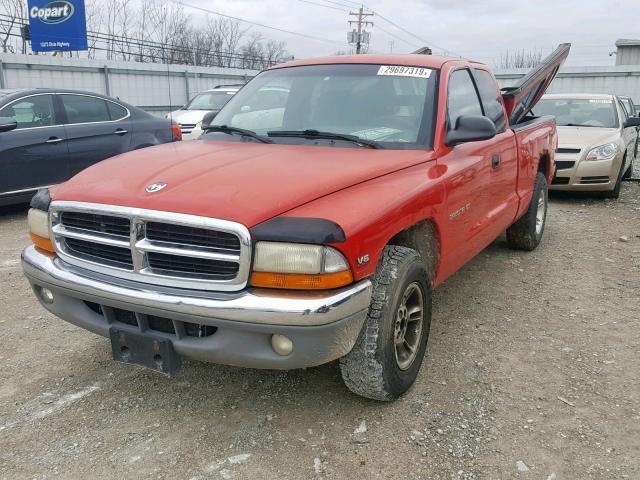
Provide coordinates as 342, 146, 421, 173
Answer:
0, 117, 17, 133
446, 115, 497, 146
201, 111, 218, 131
624, 116, 640, 128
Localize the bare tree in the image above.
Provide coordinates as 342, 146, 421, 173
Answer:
0, 0, 26, 53
0, 0, 288, 68
498, 49, 543, 69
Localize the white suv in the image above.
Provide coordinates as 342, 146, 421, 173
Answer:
167, 85, 242, 140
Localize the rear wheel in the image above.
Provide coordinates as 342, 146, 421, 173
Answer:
339, 246, 431, 401
506, 172, 548, 251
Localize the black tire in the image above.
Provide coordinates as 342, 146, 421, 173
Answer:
602, 159, 625, 199
506, 172, 548, 251
622, 156, 633, 180
339, 246, 432, 401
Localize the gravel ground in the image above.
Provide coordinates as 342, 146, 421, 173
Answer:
1, 182, 639, 480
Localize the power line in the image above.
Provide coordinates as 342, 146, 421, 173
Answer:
296, 0, 350, 12
374, 24, 420, 49
171, 0, 349, 47
371, 10, 462, 57
316, 0, 363, 8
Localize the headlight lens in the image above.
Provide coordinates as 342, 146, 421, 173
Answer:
28, 208, 56, 253
586, 143, 617, 161
251, 242, 352, 289
28, 208, 50, 239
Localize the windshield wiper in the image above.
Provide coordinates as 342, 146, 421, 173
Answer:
205, 125, 273, 144
267, 129, 382, 149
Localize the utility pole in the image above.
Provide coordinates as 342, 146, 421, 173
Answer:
348, 7, 374, 54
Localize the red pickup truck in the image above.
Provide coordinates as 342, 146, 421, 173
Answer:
22, 45, 569, 400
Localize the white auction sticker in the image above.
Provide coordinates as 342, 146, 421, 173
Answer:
377, 65, 432, 78
589, 99, 612, 104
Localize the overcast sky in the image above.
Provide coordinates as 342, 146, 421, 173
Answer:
183, 0, 638, 67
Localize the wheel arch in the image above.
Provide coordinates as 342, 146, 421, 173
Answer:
385, 218, 441, 285
538, 152, 552, 183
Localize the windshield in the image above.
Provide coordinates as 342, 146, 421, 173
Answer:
532, 98, 619, 128
207, 64, 438, 149
185, 91, 235, 111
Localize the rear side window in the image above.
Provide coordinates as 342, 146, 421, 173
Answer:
60, 95, 111, 124
106, 101, 128, 121
0, 94, 57, 129
447, 69, 482, 129
474, 69, 507, 132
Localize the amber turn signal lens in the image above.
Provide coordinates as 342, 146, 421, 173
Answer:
30, 233, 56, 253
250, 270, 353, 290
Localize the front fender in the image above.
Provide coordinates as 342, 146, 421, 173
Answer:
268, 161, 445, 281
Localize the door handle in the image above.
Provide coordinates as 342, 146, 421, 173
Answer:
114, 129, 128, 135
45, 137, 64, 144
491, 154, 501, 169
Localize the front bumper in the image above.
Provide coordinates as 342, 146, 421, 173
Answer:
550, 155, 622, 192
21, 246, 372, 369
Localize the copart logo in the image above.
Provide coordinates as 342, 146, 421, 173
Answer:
30, 1, 75, 25
145, 182, 167, 193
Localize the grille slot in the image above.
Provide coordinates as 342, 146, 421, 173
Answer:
147, 315, 176, 334
580, 176, 609, 184
147, 252, 239, 278
94, 304, 218, 338
61, 211, 130, 237
112, 308, 138, 327
555, 160, 575, 170
146, 222, 240, 251
51, 203, 251, 291
552, 177, 570, 185
65, 237, 134, 269
556, 147, 581, 154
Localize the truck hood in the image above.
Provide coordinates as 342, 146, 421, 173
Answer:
557, 126, 620, 150
52, 140, 435, 227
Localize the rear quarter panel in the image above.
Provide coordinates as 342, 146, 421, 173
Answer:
130, 113, 174, 148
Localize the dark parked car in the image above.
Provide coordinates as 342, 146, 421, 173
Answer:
0, 88, 181, 206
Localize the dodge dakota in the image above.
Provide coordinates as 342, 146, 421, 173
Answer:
22, 44, 569, 400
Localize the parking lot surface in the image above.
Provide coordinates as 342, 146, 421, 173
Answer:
1, 183, 639, 480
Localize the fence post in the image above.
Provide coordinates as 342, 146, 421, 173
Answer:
184, 70, 190, 102
103, 65, 111, 96
0, 60, 6, 89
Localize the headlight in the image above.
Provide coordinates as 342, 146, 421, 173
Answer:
28, 208, 55, 253
250, 241, 352, 290
586, 143, 617, 161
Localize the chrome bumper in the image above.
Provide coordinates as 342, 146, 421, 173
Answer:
21, 246, 372, 369
22, 245, 372, 327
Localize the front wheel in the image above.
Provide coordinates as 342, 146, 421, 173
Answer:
506, 172, 548, 251
339, 246, 432, 401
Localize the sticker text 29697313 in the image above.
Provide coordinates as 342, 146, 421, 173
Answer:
377, 65, 432, 78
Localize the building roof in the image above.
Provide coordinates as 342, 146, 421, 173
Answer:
543, 93, 615, 100
615, 39, 640, 47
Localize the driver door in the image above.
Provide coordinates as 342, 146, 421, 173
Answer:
0, 93, 69, 195
437, 68, 494, 279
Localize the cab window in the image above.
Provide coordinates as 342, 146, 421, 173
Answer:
447, 69, 482, 130
106, 101, 128, 121
60, 94, 111, 124
473, 69, 507, 132
0, 95, 57, 129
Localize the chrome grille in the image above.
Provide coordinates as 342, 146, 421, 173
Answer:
50, 201, 251, 291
